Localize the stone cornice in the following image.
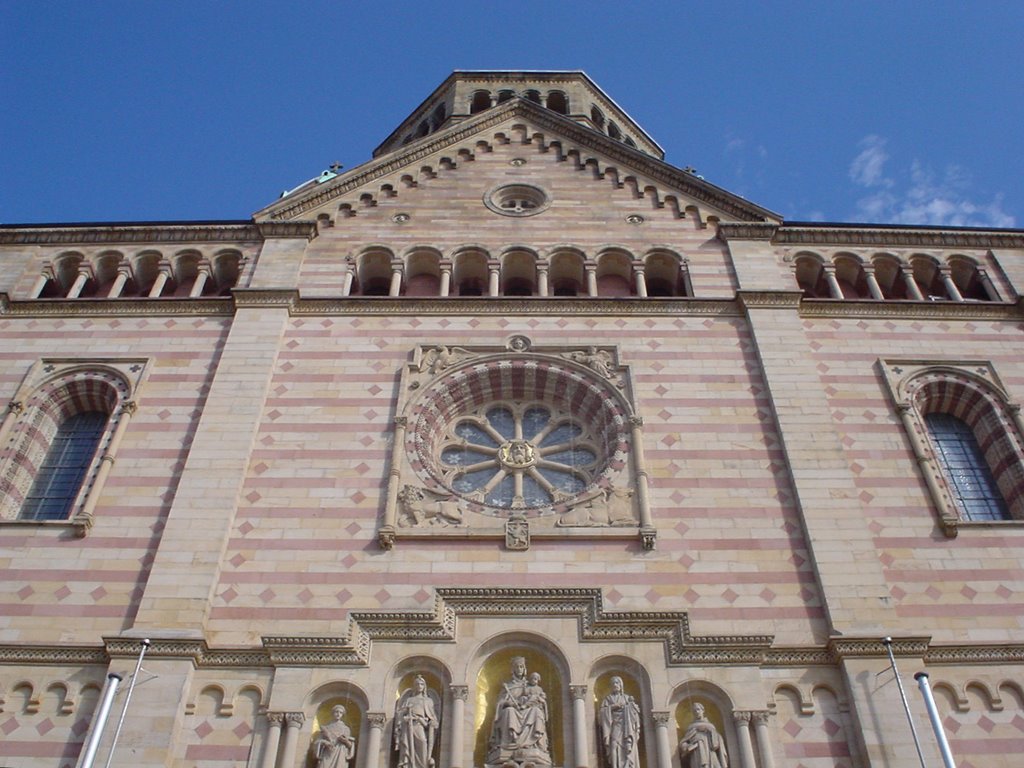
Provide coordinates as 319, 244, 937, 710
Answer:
289, 296, 743, 317
258, 99, 778, 224
737, 290, 804, 310
719, 222, 1024, 249
5, 634, 1024, 669
0, 222, 261, 246
231, 289, 300, 309
0, 221, 316, 246
0, 293, 235, 317
798, 297, 1023, 320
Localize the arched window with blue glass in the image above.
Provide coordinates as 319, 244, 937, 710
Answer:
0, 365, 137, 531
21, 410, 108, 520
925, 412, 1009, 521
888, 362, 1024, 534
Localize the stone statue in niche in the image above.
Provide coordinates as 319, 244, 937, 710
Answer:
557, 485, 636, 527
677, 703, 728, 768
486, 656, 552, 767
394, 675, 441, 768
599, 676, 641, 768
312, 704, 356, 768
397, 485, 463, 527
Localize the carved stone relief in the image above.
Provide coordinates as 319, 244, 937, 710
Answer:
382, 338, 653, 545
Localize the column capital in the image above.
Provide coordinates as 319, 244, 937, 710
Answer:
651, 710, 672, 727
266, 711, 285, 726
367, 712, 387, 728
7, 400, 24, 415
732, 710, 753, 724
284, 711, 306, 728
569, 685, 588, 701
751, 710, 772, 725
450, 684, 469, 701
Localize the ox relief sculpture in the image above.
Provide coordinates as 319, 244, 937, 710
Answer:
383, 338, 654, 547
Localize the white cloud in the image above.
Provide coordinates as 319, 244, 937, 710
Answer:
849, 135, 891, 188
848, 135, 1015, 227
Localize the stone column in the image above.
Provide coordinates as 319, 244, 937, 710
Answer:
108, 263, 133, 298
341, 264, 355, 296
189, 259, 213, 298
822, 265, 844, 299
279, 712, 305, 768
634, 266, 648, 297
30, 264, 55, 298
364, 712, 386, 768
439, 261, 452, 297
732, 711, 756, 768
863, 266, 885, 300
570, 685, 588, 768
67, 264, 94, 298
537, 263, 550, 297
629, 416, 656, 548
585, 262, 598, 296
148, 259, 174, 297
261, 712, 284, 768
938, 266, 963, 301
752, 712, 776, 768
976, 268, 1000, 300
900, 265, 925, 300
76, 400, 137, 532
449, 685, 468, 768
378, 416, 407, 549
652, 711, 673, 768
488, 262, 500, 296
389, 260, 404, 297
0, 401, 23, 447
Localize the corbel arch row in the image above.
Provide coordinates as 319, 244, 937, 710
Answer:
326, 125, 721, 229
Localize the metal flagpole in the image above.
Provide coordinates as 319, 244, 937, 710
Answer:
78, 672, 122, 768
103, 638, 150, 768
915, 672, 957, 768
882, 637, 927, 768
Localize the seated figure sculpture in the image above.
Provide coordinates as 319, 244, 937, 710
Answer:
486, 656, 553, 767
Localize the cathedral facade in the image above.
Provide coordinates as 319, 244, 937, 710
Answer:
1, 71, 1022, 768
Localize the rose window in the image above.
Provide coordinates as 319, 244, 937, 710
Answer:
406, 356, 630, 517
440, 404, 599, 508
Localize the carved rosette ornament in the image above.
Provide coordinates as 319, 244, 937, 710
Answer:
382, 340, 655, 546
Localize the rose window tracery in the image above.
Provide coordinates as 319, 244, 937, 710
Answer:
405, 355, 630, 518
441, 404, 599, 508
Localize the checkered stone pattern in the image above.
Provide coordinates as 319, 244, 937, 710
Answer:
0, 671, 102, 767
935, 681, 1024, 767
179, 685, 262, 766
774, 686, 856, 767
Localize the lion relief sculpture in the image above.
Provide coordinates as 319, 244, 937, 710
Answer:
397, 485, 464, 528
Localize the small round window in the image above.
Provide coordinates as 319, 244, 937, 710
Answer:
484, 184, 550, 217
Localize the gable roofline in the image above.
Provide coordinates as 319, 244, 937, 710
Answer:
373, 70, 664, 159
255, 97, 779, 224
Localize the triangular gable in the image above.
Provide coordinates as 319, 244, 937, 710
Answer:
254, 98, 781, 225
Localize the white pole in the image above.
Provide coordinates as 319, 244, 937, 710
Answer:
915, 673, 957, 768
882, 637, 927, 768
103, 638, 150, 768
78, 673, 122, 768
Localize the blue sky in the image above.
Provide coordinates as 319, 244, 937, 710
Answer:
2, 1, 1022, 227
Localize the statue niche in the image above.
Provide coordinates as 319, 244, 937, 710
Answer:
393, 675, 441, 768
486, 656, 552, 767
311, 703, 357, 768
